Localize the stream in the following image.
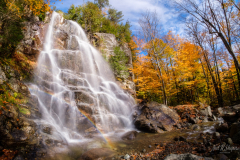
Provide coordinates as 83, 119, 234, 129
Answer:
43, 121, 221, 160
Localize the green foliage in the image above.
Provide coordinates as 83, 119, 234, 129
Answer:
109, 47, 129, 79
64, 4, 81, 21
65, 3, 102, 34
94, 0, 109, 10
65, 2, 132, 45
0, 84, 26, 106
19, 107, 30, 115
0, 52, 32, 80
0, 20, 24, 57
108, 8, 124, 23
0, 0, 24, 57
0, 86, 29, 116
38, 12, 46, 21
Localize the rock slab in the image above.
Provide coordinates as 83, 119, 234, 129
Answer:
134, 102, 180, 133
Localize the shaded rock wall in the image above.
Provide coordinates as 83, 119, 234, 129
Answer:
93, 33, 135, 95
16, 13, 51, 67
0, 14, 51, 159
0, 64, 42, 159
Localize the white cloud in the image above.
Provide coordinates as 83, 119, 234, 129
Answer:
53, 0, 185, 36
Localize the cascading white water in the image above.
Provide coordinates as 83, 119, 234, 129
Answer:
28, 12, 135, 143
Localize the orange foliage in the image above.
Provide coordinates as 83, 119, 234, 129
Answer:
128, 36, 140, 59
0, 149, 18, 160
132, 55, 162, 99
4, 0, 59, 18
132, 31, 214, 104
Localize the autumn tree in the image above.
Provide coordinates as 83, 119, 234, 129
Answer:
173, 0, 240, 95
132, 55, 162, 101
138, 10, 168, 105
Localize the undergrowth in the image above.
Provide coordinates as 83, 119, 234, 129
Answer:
0, 52, 33, 80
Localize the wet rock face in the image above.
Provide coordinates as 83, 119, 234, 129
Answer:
52, 50, 83, 72
17, 20, 45, 62
93, 33, 135, 92
75, 91, 95, 105
134, 102, 180, 133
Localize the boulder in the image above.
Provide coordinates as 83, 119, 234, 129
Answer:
134, 102, 180, 133
227, 138, 233, 145
217, 107, 224, 115
203, 117, 209, 123
206, 106, 212, 117
124, 154, 130, 159
232, 132, 240, 144
215, 154, 228, 160
200, 106, 212, 117
189, 117, 200, 124
121, 131, 138, 140
222, 112, 238, 123
233, 104, 240, 112
216, 123, 229, 133
191, 124, 201, 131
230, 122, 240, 138
213, 132, 221, 139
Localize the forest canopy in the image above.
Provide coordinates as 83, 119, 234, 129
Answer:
132, 0, 240, 107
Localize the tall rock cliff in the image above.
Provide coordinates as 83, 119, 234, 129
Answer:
93, 33, 136, 96
0, 12, 136, 159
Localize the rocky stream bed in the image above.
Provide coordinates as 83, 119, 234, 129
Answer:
1, 100, 239, 160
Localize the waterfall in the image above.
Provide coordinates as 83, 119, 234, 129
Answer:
28, 12, 135, 144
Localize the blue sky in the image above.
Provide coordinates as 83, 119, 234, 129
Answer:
52, 0, 185, 36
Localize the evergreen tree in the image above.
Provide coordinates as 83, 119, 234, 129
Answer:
108, 8, 124, 23
94, 0, 109, 10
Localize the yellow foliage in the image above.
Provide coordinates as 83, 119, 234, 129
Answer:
4, 0, 53, 18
